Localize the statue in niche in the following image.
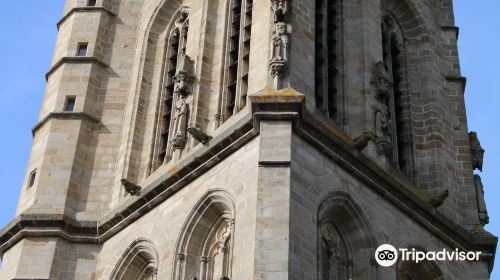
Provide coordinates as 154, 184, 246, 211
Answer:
170, 58, 191, 150
270, 22, 289, 83
372, 62, 393, 101
271, 0, 288, 23
375, 108, 393, 157
320, 223, 350, 280
211, 223, 232, 280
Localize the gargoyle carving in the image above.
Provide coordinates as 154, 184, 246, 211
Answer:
121, 178, 141, 195
469, 132, 485, 171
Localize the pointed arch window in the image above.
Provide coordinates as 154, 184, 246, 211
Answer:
174, 191, 235, 280
315, 0, 343, 123
220, 0, 253, 123
318, 194, 377, 280
153, 9, 189, 170
319, 223, 351, 280
381, 14, 412, 175
110, 239, 159, 280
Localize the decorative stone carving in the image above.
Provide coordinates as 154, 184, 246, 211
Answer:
270, 23, 289, 82
187, 127, 212, 144
375, 109, 393, 156
270, 0, 290, 90
121, 178, 141, 195
474, 175, 489, 226
321, 223, 341, 256
469, 132, 485, 171
271, 0, 288, 23
170, 57, 192, 151
353, 131, 377, 151
372, 62, 393, 101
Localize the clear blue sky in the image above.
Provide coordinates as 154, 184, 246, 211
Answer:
0, 0, 498, 276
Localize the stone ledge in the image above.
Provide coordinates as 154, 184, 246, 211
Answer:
46, 56, 109, 81
441, 25, 460, 39
445, 75, 467, 92
32, 112, 100, 136
57, 6, 116, 30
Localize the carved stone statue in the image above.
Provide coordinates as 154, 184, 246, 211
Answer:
373, 62, 393, 101
375, 109, 393, 156
170, 57, 192, 151
271, 0, 288, 23
474, 175, 489, 226
469, 132, 485, 171
321, 223, 341, 256
170, 97, 188, 149
269, 0, 290, 90
270, 22, 289, 89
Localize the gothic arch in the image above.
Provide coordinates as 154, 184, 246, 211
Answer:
317, 192, 378, 280
110, 238, 159, 280
380, 0, 430, 42
173, 189, 236, 280
115, 0, 188, 203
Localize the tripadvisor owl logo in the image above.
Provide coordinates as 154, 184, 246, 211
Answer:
375, 244, 398, 267
375, 244, 483, 267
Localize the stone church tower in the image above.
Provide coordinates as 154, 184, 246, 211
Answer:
0, 0, 496, 279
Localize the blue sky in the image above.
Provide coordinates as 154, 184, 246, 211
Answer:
0, 0, 498, 276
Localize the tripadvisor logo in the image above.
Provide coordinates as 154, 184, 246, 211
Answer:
374, 244, 482, 267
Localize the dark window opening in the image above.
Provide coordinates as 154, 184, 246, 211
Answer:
87, 0, 97, 6
315, 0, 339, 123
223, 0, 252, 121
28, 169, 37, 188
64, 96, 76, 112
382, 15, 411, 175
77, 43, 88, 57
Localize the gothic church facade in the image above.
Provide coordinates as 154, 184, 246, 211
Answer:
0, 0, 496, 279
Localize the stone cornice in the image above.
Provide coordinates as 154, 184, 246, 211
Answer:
32, 112, 100, 136
445, 75, 467, 92
441, 25, 460, 39
57, 6, 116, 30
46, 56, 109, 81
0, 88, 496, 270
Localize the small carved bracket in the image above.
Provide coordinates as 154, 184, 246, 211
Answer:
427, 189, 449, 209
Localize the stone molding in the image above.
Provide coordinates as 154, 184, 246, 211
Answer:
45, 56, 109, 81
31, 111, 100, 136
445, 75, 467, 92
0, 88, 496, 271
57, 6, 116, 30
